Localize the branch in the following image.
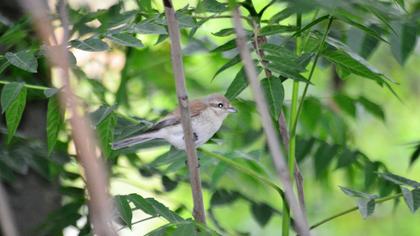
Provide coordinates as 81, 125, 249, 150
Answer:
232, 7, 310, 236
19, 0, 116, 235
162, 0, 206, 224
0, 183, 18, 236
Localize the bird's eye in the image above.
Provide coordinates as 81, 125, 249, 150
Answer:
217, 103, 224, 108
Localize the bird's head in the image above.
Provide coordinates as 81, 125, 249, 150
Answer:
206, 94, 237, 117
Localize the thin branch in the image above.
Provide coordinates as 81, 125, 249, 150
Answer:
19, 0, 116, 235
232, 7, 310, 236
0, 80, 50, 91
310, 193, 403, 230
0, 183, 18, 236
162, 0, 206, 224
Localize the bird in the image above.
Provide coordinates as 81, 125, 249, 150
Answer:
111, 94, 237, 150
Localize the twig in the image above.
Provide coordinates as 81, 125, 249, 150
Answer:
310, 193, 403, 230
19, 0, 116, 235
0, 183, 18, 236
232, 7, 310, 236
162, 0, 206, 224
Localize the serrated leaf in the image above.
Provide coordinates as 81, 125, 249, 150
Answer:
212, 55, 241, 80
5, 86, 27, 143
5, 51, 38, 73
70, 38, 109, 52
106, 33, 144, 48
146, 198, 184, 223
261, 77, 284, 119
340, 186, 377, 199
225, 67, 247, 100
358, 96, 385, 121
266, 63, 309, 83
357, 198, 376, 218
390, 21, 417, 65
127, 194, 157, 216
115, 195, 133, 229
259, 25, 296, 36
47, 96, 63, 155
96, 111, 116, 158
378, 172, 420, 188
132, 22, 167, 35
1, 82, 24, 113
251, 202, 273, 227
261, 44, 299, 62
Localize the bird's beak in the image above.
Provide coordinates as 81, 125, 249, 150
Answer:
227, 106, 237, 113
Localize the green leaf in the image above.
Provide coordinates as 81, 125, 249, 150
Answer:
196, 0, 227, 13
261, 44, 299, 62
225, 67, 247, 100
390, 21, 417, 65
251, 202, 273, 227
357, 198, 376, 218
409, 143, 420, 168
401, 187, 420, 213
313, 142, 339, 178
127, 194, 157, 216
146, 198, 184, 223
96, 110, 116, 158
265, 54, 306, 72
161, 175, 178, 192
106, 33, 144, 48
132, 22, 167, 35
296, 137, 316, 162
115, 195, 133, 229
269, 8, 294, 23
335, 149, 358, 169
339, 186, 377, 199
210, 189, 240, 206
266, 63, 309, 83
176, 12, 196, 28
44, 88, 59, 98
333, 94, 356, 117
378, 172, 420, 188
70, 38, 109, 51
212, 55, 241, 80
338, 17, 388, 43
358, 96, 385, 121
5, 86, 27, 143
212, 28, 235, 37
261, 77, 284, 119
172, 222, 198, 236
259, 25, 296, 36
1, 82, 24, 113
210, 39, 236, 53
5, 51, 38, 73
47, 96, 63, 155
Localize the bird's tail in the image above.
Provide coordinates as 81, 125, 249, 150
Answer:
111, 132, 157, 150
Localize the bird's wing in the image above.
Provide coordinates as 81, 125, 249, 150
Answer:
147, 100, 207, 131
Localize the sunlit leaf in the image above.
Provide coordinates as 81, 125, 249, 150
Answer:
212, 55, 241, 80
106, 33, 144, 48
212, 28, 235, 37
196, 0, 227, 13
211, 39, 237, 52
132, 22, 167, 35
115, 195, 133, 229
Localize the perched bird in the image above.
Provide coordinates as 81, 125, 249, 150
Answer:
111, 94, 237, 150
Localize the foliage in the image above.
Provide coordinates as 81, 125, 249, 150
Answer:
0, 0, 419, 235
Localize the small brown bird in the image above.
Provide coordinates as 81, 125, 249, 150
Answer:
111, 94, 237, 150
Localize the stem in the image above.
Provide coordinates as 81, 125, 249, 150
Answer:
0, 80, 50, 90
290, 16, 334, 139
163, 0, 206, 224
232, 7, 309, 236
310, 193, 403, 230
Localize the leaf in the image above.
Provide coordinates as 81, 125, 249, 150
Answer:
44, 88, 59, 98
378, 172, 420, 188
106, 33, 144, 48
261, 43, 299, 62
266, 63, 309, 83
296, 137, 316, 162
358, 96, 385, 121
259, 25, 296, 36
251, 202, 273, 227
176, 12, 196, 28
5, 86, 27, 143
47, 96, 63, 155
333, 94, 356, 117
96, 110, 116, 158
357, 198, 376, 218
390, 21, 417, 65
161, 175, 178, 192
210, 39, 237, 53
261, 77, 284, 119
115, 195, 133, 229
212, 28, 235, 37
1, 82, 24, 113
339, 186, 377, 199
132, 22, 167, 35
196, 0, 227, 13
335, 149, 358, 169
70, 38, 109, 52
338, 16, 388, 43
210, 189, 240, 206
409, 143, 420, 167
146, 198, 184, 223
401, 187, 420, 213
127, 194, 157, 216
313, 142, 339, 178
269, 8, 294, 23
212, 55, 241, 80
225, 67, 247, 100
5, 51, 38, 73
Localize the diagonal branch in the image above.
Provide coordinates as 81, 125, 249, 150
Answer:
19, 0, 116, 235
162, 0, 206, 224
232, 7, 310, 236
